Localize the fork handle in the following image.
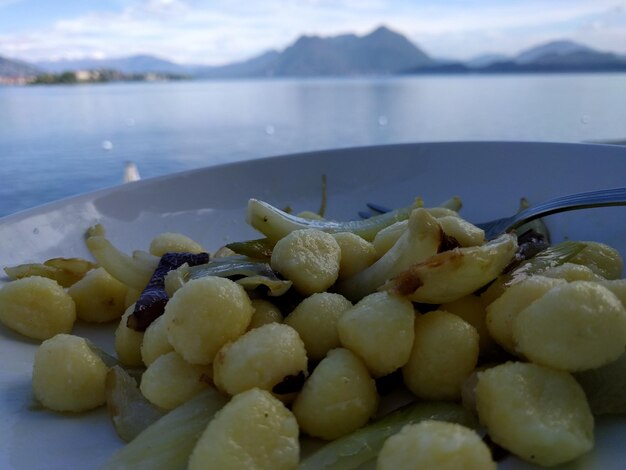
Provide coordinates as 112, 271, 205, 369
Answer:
512, 187, 626, 228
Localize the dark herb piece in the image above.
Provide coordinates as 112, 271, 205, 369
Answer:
272, 371, 306, 395
127, 251, 209, 331
503, 229, 550, 274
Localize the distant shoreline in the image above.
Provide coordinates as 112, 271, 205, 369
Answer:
2, 67, 626, 87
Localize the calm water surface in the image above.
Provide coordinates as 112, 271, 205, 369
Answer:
1, 74, 625, 217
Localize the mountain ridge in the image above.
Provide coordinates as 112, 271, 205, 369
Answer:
2, 27, 626, 79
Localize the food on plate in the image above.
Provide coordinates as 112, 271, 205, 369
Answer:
513, 281, 626, 371
337, 291, 415, 377
292, 347, 379, 440
4, 257, 96, 287
32, 333, 108, 412
1, 195, 626, 469
188, 388, 299, 470
270, 228, 341, 295
163, 276, 254, 365
115, 304, 145, 366
139, 314, 174, 366
486, 275, 567, 354
283, 292, 351, 361
139, 351, 212, 410
376, 420, 496, 470
0, 275, 76, 340
402, 310, 479, 401
475, 362, 594, 467
248, 298, 284, 330
212, 323, 308, 398
101, 389, 228, 469
332, 231, 378, 280
337, 208, 443, 301
148, 232, 205, 257
68, 266, 129, 323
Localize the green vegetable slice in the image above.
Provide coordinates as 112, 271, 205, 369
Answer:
4, 257, 97, 287
85, 340, 144, 381
106, 366, 164, 442
164, 256, 292, 297
226, 238, 275, 260
101, 388, 228, 470
481, 240, 587, 305
247, 198, 419, 242
299, 401, 477, 470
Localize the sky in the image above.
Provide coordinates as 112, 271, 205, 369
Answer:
1, 0, 625, 65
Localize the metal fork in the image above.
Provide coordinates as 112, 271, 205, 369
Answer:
361, 187, 626, 240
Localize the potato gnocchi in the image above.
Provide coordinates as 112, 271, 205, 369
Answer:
1, 195, 625, 469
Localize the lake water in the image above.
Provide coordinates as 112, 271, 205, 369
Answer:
1, 73, 625, 217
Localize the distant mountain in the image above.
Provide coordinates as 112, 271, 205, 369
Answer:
0, 56, 40, 77
515, 40, 593, 64
195, 50, 280, 78
478, 40, 626, 73
197, 26, 435, 78
36, 54, 191, 75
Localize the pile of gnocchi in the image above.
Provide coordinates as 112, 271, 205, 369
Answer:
1, 196, 626, 469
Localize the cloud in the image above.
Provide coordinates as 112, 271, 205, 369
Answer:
0, 0, 625, 63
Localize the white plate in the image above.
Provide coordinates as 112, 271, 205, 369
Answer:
1, 141, 626, 469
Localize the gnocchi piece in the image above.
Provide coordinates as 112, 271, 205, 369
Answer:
270, 228, 341, 295
372, 220, 407, 258
32, 334, 108, 412
599, 279, 626, 307
332, 232, 378, 280
148, 232, 205, 257
213, 323, 308, 398
436, 216, 485, 247
0, 276, 75, 340
248, 299, 283, 330
284, 292, 352, 361
164, 276, 254, 365
139, 351, 212, 410
377, 421, 496, 470
292, 348, 378, 440
337, 292, 415, 377
114, 304, 144, 366
570, 241, 623, 280
140, 314, 174, 366
540, 262, 605, 282
402, 311, 479, 400
513, 281, 626, 371
475, 362, 594, 467
441, 294, 495, 354
485, 275, 566, 354
68, 267, 129, 323
188, 388, 299, 470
